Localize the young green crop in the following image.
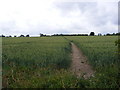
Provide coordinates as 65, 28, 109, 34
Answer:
2, 37, 71, 69
2, 36, 119, 88
65, 36, 118, 69
65, 36, 119, 88
2, 36, 72, 88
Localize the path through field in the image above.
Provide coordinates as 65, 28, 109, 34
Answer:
70, 42, 94, 79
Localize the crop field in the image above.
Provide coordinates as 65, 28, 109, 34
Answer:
66, 36, 118, 69
2, 36, 119, 88
65, 36, 119, 87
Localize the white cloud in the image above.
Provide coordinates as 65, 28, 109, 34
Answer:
0, 0, 118, 36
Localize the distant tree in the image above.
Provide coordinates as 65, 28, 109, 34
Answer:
20, 35, 25, 37
53, 34, 58, 36
52, 34, 88, 36
14, 35, 17, 37
106, 33, 110, 36
40, 33, 43, 37
26, 35, 30, 37
1, 35, 5, 37
90, 32, 95, 36
112, 33, 115, 36
98, 33, 102, 36
44, 34, 46, 36
40, 33, 46, 37
116, 32, 120, 36
60, 34, 63, 36
9, 35, 12, 37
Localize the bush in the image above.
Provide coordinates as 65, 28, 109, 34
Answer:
89, 32, 95, 36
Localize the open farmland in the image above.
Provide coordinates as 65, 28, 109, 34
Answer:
66, 36, 118, 69
2, 37, 73, 88
2, 36, 119, 88
2, 37, 71, 69
66, 36, 119, 88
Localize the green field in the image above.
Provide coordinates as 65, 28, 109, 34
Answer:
2, 36, 119, 88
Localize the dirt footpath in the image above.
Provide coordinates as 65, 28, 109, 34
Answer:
70, 42, 94, 79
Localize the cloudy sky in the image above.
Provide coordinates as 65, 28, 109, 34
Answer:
0, 0, 118, 36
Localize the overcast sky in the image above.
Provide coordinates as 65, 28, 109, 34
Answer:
0, 0, 118, 36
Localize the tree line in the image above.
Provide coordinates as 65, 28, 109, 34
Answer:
0, 34, 30, 37
0, 32, 120, 37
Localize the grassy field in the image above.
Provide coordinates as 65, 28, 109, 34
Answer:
65, 36, 119, 88
66, 36, 118, 68
2, 37, 74, 88
3, 37, 71, 69
2, 36, 119, 88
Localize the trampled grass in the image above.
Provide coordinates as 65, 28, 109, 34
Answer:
65, 36, 118, 69
65, 36, 119, 88
2, 36, 119, 88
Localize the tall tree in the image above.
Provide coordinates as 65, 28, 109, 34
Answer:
90, 32, 95, 36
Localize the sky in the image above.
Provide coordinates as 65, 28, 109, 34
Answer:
0, 0, 119, 36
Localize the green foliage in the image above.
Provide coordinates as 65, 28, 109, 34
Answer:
65, 36, 119, 88
88, 65, 119, 88
2, 36, 119, 88
66, 36, 118, 69
3, 65, 90, 88
115, 39, 120, 56
2, 37, 72, 88
115, 39, 120, 46
2, 37, 71, 69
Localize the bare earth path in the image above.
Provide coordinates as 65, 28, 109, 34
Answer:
70, 42, 94, 79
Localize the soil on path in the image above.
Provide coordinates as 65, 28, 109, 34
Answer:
70, 42, 94, 79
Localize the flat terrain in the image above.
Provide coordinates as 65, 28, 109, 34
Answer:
70, 42, 94, 79
2, 36, 119, 88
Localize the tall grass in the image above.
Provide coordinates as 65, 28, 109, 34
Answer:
66, 36, 119, 88
2, 37, 72, 88
3, 37, 71, 69
2, 36, 119, 88
66, 36, 118, 69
